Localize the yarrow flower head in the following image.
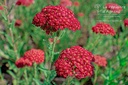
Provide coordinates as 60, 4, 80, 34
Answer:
0, 6, 4, 10
92, 22, 116, 36
15, 49, 45, 68
73, 1, 80, 7
106, 3, 122, 14
32, 12, 46, 27
94, 55, 107, 67
15, 19, 22, 27
32, 5, 81, 34
124, 18, 128, 27
16, 0, 34, 6
54, 46, 94, 79
15, 57, 32, 68
60, 0, 72, 7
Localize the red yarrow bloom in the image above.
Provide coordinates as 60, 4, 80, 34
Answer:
106, 3, 122, 14
54, 46, 94, 79
16, 0, 34, 6
73, 1, 80, 7
15, 49, 45, 68
15, 19, 22, 27
0, 6, 4, 10
60, 0, 72, 7
32, 5, 81, 34
92, 22, 116, 36
94, 55, 107, 67
15, 57, 32, 68
124, 18, 128, 27
32, 12, 46, 27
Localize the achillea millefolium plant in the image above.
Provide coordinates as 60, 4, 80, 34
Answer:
0, 0, 128, 85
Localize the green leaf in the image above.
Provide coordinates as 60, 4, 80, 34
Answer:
7, 70, 16, 78
0, 12, 7, 21
120, 58, 127, 67
17, 42, 24, 55
43, 80, 51, 85
48, 70, 56, 82
33, 78, 42, 85
5, 34, 13, 47
0, 49, 9, 59
6, 49, 16, 59
126, 40, 128, 47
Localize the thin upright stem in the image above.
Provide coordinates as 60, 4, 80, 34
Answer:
24, 68, 29, 85
93, 65, 99, 85
4, 0, 18, 59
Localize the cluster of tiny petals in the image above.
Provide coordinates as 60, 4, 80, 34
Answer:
15, 19, 22, 27
94, 55, 107, 67
106, 3, 122, 14
24, 49, 45, 64
32, 12, 46, 27
55, 46, 94, 79
16, 0, 34, 6
60, 0, 72, 7
32, 5, 81, 34
15, 57, 32, 68
0, 6, 4, 10
73, 1, 80, 7
92, 22, 116, 36
124, 18, 128, 27
15, 49, 45, 68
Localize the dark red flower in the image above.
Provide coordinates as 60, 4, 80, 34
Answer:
94, 55, 107, 67
106, 3, 122, 14
54, 46, 94, 79
24, 49, 45, 64
15, 49, 45, 68
15, 57, 32, 68
124, 18, 128, 27
92, 22, 116, 36
15, 19, 22, 27
60, 0, 72, 7
16, 0, 34, 6
0, 6, 4, 10
32, 12, 46, 27
32, 5, 81, 34
73, 1, 80, 7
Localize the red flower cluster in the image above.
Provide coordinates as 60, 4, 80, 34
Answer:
15, 19, 22, 27
0, 6, 4, 10
32, 5, 81, 34
92, 22, 116, 36
106, 3, 122, 14
60, 0, 72, 7
124, 18, 128, 27
54, 46, 94, 79
15, 49, 45, 68
73, 1, 80, 7
16, 0, 34, 6
94, 55, 107, 67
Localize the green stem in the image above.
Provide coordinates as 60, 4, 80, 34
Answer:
62, 76, 73, 85
24, 68, 29, 85
93, 65, 99, 85
4, 1, 19, 85
90, 35, 101, 51
34, 63, 37, 79
49, 37, 57, 69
